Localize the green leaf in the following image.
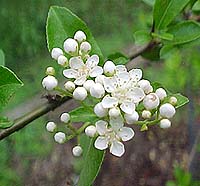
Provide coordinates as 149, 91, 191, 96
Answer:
69, 106, 99, 123
0, 66, 23, 109
141, 45, 161, 61
78, 134, 105, 186
166, 21, 200, 45
152, 32, 174, 41
46, 6, 104, 65
160, 45, 179, 59
142, 0, 155, 6
153, 0, 190, 30
107, 52, 129, 65
0, 49, 5, 66
134, 30, 152, 45
192, 0, 200, 10
0, 117, 14, 129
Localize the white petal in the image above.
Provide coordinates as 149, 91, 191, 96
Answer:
126, 87, 145, 103
110, 140, 125, 157
129, 69, 142, 81
89, 66, 103, 77
120, 101, 135, 114
116, 72, 130, 86
74, 75, 87, 85
117, 127, 135, 141
116, 65, 127, 73
69, 56, 84, 69
86, 54, 99, 68
63, 69, 78, 78
103, 77, 117, 93
102, 96, 118, 108
94, 136, 109, 150
109, 115, 124, 131
95, 120, 108, 135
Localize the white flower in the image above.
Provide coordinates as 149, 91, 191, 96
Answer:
83, 80, 95, 91
108, 107, 120, 117
51, 48, 63, 60
160, 119, 171, 129
90, 83, 105, 98
63, 55, 103, 85
94, 102, 108, 117
54, 132, 66, 144
64, 81, 75, 92
155, 88, 167, 100
46, 121, 56, 132
116, 65, 127, 74
94, 118, 134, 157
58, 55, 68, 66
63, 38, 78, 54
159, 103, 176, 118
169, 96, 177, 105
103, 61, 116, 76
142, 110, 151, 119
46, 67, 55, 76
80, 41, 91, 54
143, 93, 160, 110
95, 74, 105, 85
74, 30, 86, 42
60, 113, 70, 123
72, 145, 83, 157
42, 75, 58, 90
138, 79, 153, 94
102, 71, 145, 114
124, 111, 139, 124
85, 125, 97, 137
73, 87, 88, 101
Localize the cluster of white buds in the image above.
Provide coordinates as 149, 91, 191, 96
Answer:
42, 30, 179, 158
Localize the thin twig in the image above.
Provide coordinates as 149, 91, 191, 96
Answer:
0, 96, 70, 141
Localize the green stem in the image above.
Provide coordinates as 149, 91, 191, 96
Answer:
54, 87, 72, 97
67, 122, 78, 134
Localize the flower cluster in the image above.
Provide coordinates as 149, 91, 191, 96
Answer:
42, 30, 178, 157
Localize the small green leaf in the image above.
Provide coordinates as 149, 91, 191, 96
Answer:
69, 106, 99, 123
0, 49, 5, 66
142, 0, 155, 6
166, 21, 200, 45
0, 117, 13, 129
107, 52, 129, 65
152, 32, 174, 41
134, 30, 152, 45
0, 66, 23, 109
78, 134, 105, 186
160, 45, 178, 59
141, 45, 161, 61
153, 0, 190, 30
46, 6, 104, 65
192, 1, 200, 11
140, 124, 148, 131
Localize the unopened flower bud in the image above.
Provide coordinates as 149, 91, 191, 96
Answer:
85, 125, 97, 137
103, 61, 116, 76
94, 102, 108, 117
83, 80, 95, 91
155, 88, 167, 101
46, 67, 55, 76
159, 103, 176, 118
142, 110, 151, 119
46, 121, 56, 132
64, 81, 75, 92
138, 80, 152, 94
169, 96, 177, 106
54, 132, 66, 144
80, 41, 91, 54
73, 87, 87, 101
51, 48, 63, 60
160, 119, 171, 129
42, 75, 58, 90
74, 30, 86, 42
72, 145, 83, 157
95, 75, 105, 85
90, 83, 105, 98
58, 55, 68, 66
124, 111, 139, 124
60, 112, 70, 123
63, 38, 78, 54
143, 93, 160, 110
109, 107, 120, 117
